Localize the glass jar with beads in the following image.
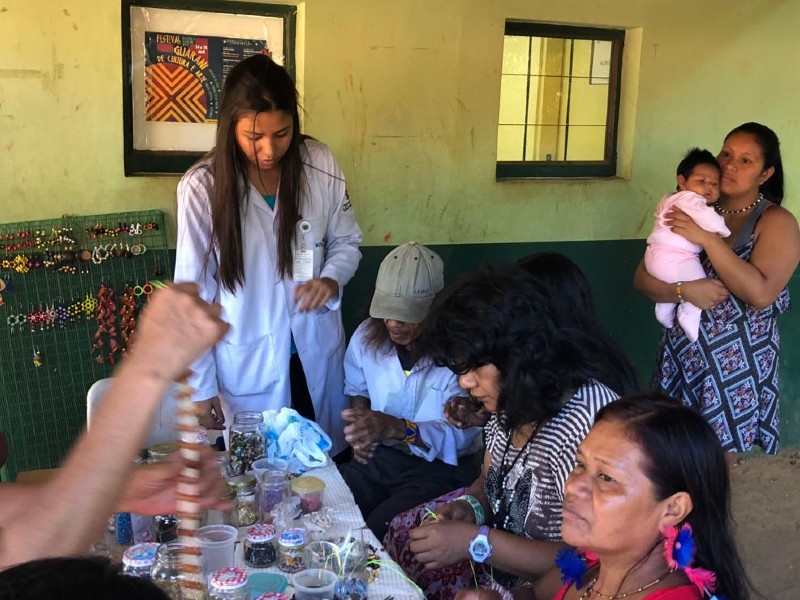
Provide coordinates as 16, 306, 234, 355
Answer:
229, 411, 265, 475
149, 542, 185, 600
278, 527, 307, 573
229, 474, 258, 527
244, 523, 278, 568
122, 542, 160, 579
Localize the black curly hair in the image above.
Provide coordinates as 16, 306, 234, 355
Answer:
421, 263, 603, 431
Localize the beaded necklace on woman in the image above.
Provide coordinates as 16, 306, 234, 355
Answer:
490, 422, 538, 530
577, 568, 675, 600
714, 192, 764, 215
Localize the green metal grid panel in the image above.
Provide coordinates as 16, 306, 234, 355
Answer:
0, 210, 173, 481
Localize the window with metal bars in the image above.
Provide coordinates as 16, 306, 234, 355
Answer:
496, 22, 624, 179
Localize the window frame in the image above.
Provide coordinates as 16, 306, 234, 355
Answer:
496, 21, 625, 179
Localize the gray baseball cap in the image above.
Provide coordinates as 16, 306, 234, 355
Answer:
369, 242, 444, 324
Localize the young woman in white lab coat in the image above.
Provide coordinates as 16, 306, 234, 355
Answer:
174, 54, 362, 455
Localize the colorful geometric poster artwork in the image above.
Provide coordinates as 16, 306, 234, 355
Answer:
144, 32, 268, 123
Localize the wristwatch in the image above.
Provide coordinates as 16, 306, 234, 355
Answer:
468, 525, 492, 563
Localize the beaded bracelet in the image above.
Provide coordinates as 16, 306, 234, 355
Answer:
456, 494, 486, 526
402, 419, 419, 445
676, 281, 686, 304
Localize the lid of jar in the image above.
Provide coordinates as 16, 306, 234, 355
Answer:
228, 473, 257, 491
210, 566, 248, 590
122, 542, 160, 567
254, 594, 290, 600
232, 410, 264, 424
148, 443, 178, 460
246, 523, 277, 542
278, 527, 307, 547
290, 475, 325, 495
221, 484, 237, 501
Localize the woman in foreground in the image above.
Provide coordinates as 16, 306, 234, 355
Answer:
457, 393, 754, 600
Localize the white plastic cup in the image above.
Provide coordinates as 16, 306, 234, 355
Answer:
251, 457, 289, 480
196, 524, 238, 578
292, 568, 337, 600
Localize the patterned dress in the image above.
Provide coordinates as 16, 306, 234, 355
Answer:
383, 381, 618, 600
654, 200, 790, 454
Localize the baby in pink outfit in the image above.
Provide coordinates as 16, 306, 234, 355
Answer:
645, 148, 731, 342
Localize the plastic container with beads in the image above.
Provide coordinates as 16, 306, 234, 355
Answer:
290, 476, 325, 513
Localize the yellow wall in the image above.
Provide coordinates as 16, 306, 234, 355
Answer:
1, 0, 799, 246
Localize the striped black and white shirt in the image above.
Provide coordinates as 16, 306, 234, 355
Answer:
484, 380, 619, 541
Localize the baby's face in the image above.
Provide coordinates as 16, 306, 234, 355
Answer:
679, 163, 720, 204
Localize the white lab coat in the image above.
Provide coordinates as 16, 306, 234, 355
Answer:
344, 320, 482, 465
175, 139, 362, 454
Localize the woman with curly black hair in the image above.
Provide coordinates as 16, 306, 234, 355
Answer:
384, 263, 620, 600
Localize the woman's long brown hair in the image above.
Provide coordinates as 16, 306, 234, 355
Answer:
207, 54, 304, 291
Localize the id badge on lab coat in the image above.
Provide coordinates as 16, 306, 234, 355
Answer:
293, 249, 314, 282
293, 219, 315, 282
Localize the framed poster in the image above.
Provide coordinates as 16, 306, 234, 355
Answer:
122, 0, 296, 175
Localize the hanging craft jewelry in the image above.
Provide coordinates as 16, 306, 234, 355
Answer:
82, 292, 98, 320
55, 300, 68, 329
6, 312, 26, 335
91, 284, 120, 365
67, 298, 83, 322
43, 303, 56, 330
92, 244, 111, 265
118, 284, 138, 353
714, 193, 764, 215
32, 347, 43, 368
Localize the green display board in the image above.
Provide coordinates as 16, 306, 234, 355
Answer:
0, 210, 172, 481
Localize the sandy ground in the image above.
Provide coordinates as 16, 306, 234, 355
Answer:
731, 451, 800, 599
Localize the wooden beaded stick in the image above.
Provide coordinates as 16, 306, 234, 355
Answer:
174, 373, 206, 600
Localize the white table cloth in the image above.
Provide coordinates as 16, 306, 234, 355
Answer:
234, 463, 423, 599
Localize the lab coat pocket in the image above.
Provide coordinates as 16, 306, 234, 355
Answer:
217, 333, 280, 396
314, 309, 344, 358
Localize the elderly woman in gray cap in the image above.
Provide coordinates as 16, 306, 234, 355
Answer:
339, 242, 482, 540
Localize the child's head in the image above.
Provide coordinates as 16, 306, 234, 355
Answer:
675, 148, 721, 204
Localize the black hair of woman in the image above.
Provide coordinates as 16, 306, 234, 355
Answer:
725, 122, 784, 205
596, 393, 758, 600
421, 262, 602, 431
0, 556, 169, 600
206, 53, 305, 291
517, 252, 639, 396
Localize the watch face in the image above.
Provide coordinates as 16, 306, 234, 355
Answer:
472, 541, 490, 557
469, 536, 491, 562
